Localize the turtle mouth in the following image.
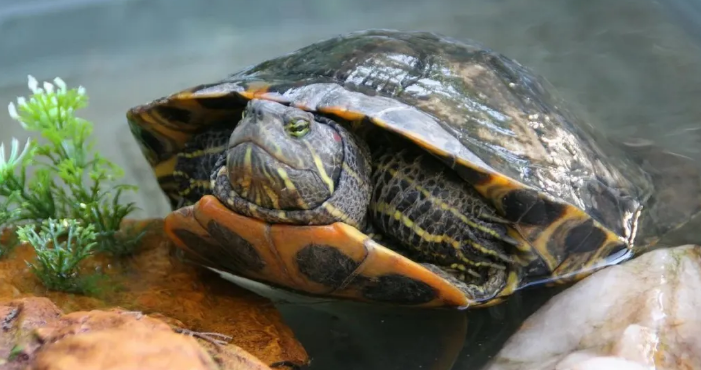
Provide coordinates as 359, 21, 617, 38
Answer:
224, 142, 333, 211
228, 139, 305, 170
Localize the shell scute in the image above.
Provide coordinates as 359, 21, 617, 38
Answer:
499, 188, 567, 226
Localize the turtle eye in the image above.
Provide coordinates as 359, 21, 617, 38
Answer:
285, 118, 311, 138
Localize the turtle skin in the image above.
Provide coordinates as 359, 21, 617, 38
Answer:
127, 29, 701, 308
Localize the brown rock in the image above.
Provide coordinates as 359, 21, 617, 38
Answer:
0, 219, 308, 369
0, 297, 62, 369
32, 326, 219, 370
0, 297, 274, 370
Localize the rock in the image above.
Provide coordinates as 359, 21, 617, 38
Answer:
0, 296, 273, 370
485, 244, 701, 370
0, 219, 308, 369
0, 297, 62, 369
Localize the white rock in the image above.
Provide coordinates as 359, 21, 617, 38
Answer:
485, 245, 701, 370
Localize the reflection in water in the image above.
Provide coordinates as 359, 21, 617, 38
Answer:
454, 286, 568, 370
214, 269, 568, 370
214, 270, 468, 369
277, 302, 467, 370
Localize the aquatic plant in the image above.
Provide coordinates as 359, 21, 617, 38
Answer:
16, 219, 98, 294
1, 76, 142, 257
0, 192, 21, 258
0, 76, 143, 292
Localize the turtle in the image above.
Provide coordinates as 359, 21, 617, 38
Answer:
126, 29, 701, 309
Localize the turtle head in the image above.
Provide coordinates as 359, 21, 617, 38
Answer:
225, 99, 346, 211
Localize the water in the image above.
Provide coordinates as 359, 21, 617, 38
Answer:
1, 0, 701, 369
217, 270, 566, 369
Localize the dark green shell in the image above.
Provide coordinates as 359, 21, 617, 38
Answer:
128, 29, 700, 290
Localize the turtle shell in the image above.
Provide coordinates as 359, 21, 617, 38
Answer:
128, 30, 654, 304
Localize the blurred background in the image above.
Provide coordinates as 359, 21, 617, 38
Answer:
2, 0, 701, 219
1, 0, 701, 368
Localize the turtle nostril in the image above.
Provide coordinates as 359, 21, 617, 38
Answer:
245, 107, 264, 122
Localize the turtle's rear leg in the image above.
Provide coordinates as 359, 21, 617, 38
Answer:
368, 148, 522, 303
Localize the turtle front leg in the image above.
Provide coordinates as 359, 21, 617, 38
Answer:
164, 197, 282, 284
165, 195, 472, 308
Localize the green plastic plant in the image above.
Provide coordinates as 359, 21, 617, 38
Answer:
1, 76, 142, 258
0, 192, 21, 257
0, 75, 144, 293
16, 219, 98, 294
